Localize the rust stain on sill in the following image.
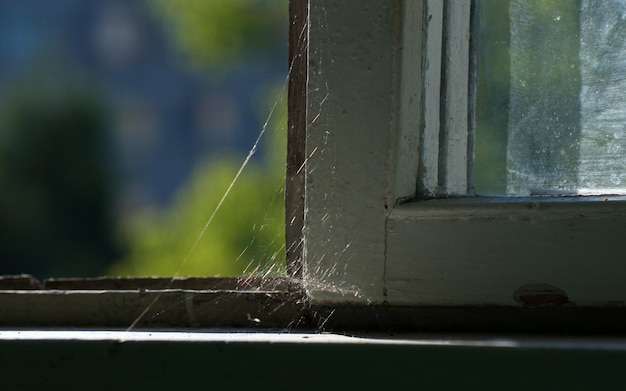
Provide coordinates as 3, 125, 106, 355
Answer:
514, 283, 570, 308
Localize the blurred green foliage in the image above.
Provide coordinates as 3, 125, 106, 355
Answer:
109, 92, 286, 276
151, 0, 287, 70
109, 1, 288, 276
0, 78, 120, 278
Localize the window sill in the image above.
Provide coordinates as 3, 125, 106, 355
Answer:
1, 330, 626, 389
2, 276, 626, 333
0, 276, 304, 329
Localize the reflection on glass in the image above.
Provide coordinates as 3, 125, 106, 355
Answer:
475, 0, 626, 196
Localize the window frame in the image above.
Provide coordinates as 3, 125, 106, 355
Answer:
297, 0, 626, 313
2, 0, 626, 332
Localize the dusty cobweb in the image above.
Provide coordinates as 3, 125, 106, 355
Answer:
126, 8, 361, 332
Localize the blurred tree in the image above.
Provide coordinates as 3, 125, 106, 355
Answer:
150, 0, 287, 70
108, 1, 287, 276
0, 78, 120, 278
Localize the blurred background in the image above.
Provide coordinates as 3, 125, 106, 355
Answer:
0, 0, 288, 279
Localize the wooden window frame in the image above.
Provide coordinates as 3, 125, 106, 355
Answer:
295, 0, 626, 331
2, 0, 626, 333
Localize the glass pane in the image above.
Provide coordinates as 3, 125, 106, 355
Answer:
474, 0, 626, 196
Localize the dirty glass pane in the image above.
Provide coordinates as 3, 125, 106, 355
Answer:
474, 0, 626, 196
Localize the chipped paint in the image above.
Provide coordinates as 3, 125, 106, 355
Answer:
514, 284, 570, 307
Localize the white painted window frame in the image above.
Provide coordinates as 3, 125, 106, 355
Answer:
303, 0, 626, 308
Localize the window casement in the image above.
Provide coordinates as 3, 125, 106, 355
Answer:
5, 4, 626, 386
3, 0, 626, 333
295, 0, 626, 322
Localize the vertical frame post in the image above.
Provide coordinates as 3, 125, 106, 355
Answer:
286, 0, 308, 279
